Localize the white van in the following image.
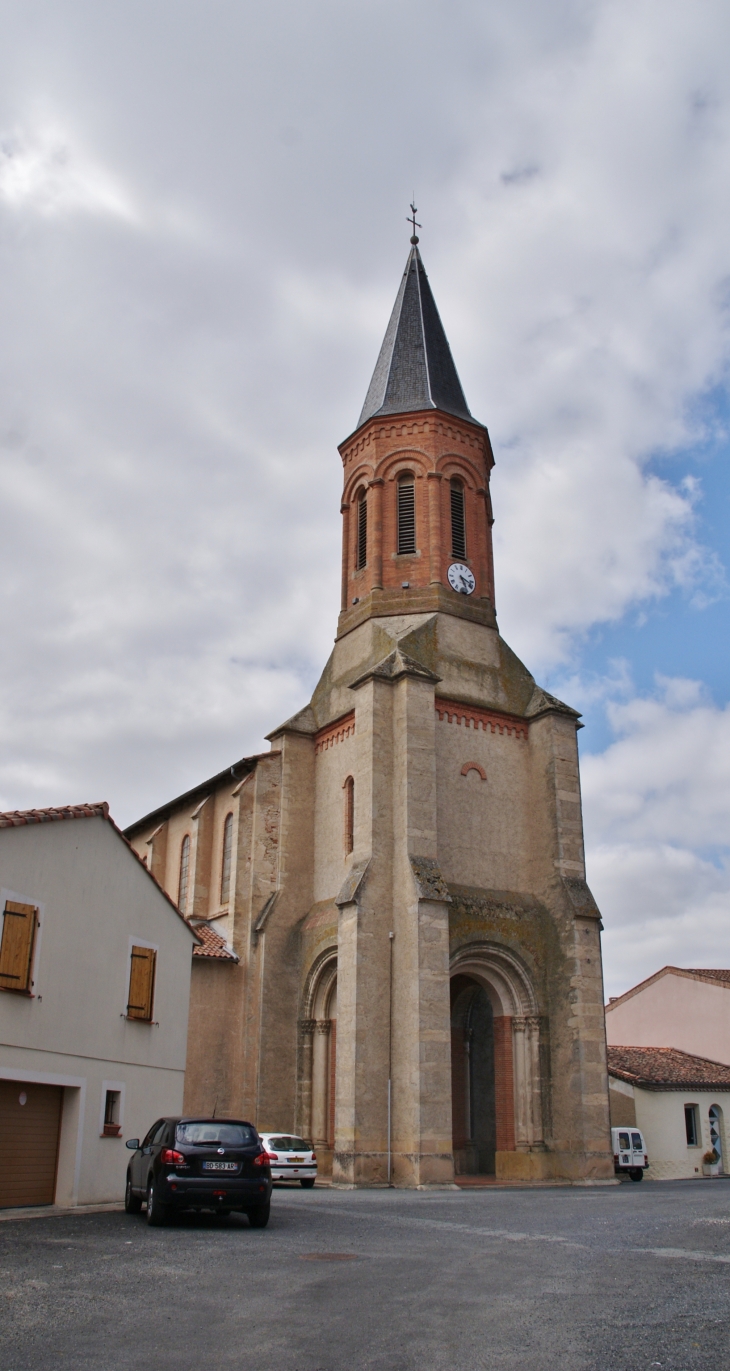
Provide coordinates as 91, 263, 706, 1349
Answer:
611, 1126, 648, 1181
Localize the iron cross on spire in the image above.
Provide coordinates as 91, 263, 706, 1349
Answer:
408, 202, 421, 245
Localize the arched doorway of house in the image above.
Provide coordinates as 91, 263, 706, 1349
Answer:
450, 946, 544, 1177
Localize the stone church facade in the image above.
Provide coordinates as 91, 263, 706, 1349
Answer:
126, 242, 613, 1186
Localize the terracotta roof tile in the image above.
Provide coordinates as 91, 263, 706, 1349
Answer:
607, 1045, 730, 1092
0, 803, 110, 827
684, 969, 730, 986
192, 923, 238, 962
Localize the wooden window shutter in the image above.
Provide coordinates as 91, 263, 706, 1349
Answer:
127, 945, 156, 1021
0, 901, 38, 993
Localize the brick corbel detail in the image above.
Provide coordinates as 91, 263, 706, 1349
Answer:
435, 698, 528, 740
314, 711, 356, 754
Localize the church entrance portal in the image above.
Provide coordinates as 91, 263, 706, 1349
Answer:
450, 949, 544, 1176
451, 975, 497, 1174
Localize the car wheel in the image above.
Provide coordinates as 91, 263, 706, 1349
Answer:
248, 1201, 271, 1228
125, 1173, 143, 1214
146, 1177, 170, 1226
300, 1178, 316, 1189
629, 1168, 644, 1182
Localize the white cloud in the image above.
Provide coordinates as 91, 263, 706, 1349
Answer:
0, 0, 727, 922
582, 678, 730, 996
0, 123, 137, 221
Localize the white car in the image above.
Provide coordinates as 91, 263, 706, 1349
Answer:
259, 1133, 317, 1187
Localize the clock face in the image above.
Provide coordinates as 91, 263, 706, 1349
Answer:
447, 563, 476, 596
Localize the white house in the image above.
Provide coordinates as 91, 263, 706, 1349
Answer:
0, 803, 198, 1209
606, 967, 730, 1065
607, 1045, 730, 1181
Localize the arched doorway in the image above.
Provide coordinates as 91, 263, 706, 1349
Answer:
300, 953, 337, 1169
450, 945, 544, 1176
451, 977, 497, 1174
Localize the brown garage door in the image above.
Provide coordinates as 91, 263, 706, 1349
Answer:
0, 1081, 63, 1207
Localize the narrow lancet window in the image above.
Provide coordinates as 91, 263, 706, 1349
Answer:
397, 478, 416, 554
178, 834, 191, 914
220, 812, 234, 904
343, 776, 354, 855
450, 480, 466, 559
356, 491, 367, 569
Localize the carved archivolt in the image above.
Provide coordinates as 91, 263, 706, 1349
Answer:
450, 941, 544, 1152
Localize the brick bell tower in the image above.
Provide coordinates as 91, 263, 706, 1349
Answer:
338, 238, 497, 638
262, 223, 612, 1190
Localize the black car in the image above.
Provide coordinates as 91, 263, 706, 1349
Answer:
124, 1117, 272, 1226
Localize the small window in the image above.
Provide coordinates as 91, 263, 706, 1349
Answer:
618, 1131, 630, 1151
631, 1132, 643, 1150
103, 1090, 121, 1136
220, 812, 234, 904
397, 478, 416, 555
343, 775, 354, 855
0, 901, 38, 994
178, 835, 191, 914
127, 945, 156, 1022
356, 490, 367, 570
685, 1104, 699, 1146
450, 480, 466, 559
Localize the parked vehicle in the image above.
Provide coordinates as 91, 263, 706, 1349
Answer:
258, 1133, 317, 1187
611, 1126, 649, 1181
124, 1117, 273, 1225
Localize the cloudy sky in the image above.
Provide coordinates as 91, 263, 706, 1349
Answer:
1, 0, 729, 996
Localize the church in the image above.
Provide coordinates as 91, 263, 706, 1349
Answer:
126, 234, 613, 1186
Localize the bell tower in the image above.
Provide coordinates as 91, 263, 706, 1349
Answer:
338, 243, 497, 639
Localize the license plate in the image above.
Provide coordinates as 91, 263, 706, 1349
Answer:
202, 1161, 238, 1171
289, 1158, 305, 1164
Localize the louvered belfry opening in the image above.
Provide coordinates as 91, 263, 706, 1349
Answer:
397, 478, 416, 555
450, 480, 466, 559
356, 490, 367, 569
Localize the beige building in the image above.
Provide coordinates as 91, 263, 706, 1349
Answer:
606, 966, 730, 1066
127, 241, 613, 1186
608, 1045, 730, 1180
0, 803, 197, 1208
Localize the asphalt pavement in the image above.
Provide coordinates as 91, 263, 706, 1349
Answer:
1, 1179, 729, 1370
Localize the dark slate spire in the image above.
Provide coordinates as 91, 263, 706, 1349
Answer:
357, 246, 475, 430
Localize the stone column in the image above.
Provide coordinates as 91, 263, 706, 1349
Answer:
427, 472, 443, 584
525, 1015, 545, 1147
312, 1019, 332, 1148
512, 1016, 530, 1151
298, 1019, 317, 1141
368, 478, 384, 590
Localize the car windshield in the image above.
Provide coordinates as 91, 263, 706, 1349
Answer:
267, 1136, 310, 1151
176, 1122, 257, 1147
